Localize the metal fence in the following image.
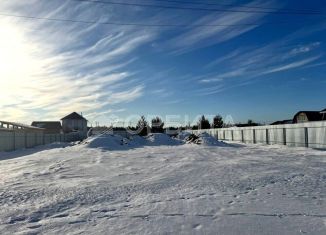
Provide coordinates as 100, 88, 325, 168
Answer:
0, 129, 85, 152
191, 121, 326, 149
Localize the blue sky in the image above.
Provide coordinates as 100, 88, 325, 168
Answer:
0, 0, 325, 126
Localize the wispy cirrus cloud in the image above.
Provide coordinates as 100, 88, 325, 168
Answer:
193, 36, 323, 95
166, 0, 277, 54
0, 0, 155, 122
289, 42, 320, 55
0, 0, 325, 123
262, 55, 320, 74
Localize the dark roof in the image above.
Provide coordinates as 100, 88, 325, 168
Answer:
61, 112, 87, 121
271, 119, 293, 125
235, 123, 260, 127
321, 108, 326, 113
293, 111, 323, 123
31, 121, 62, 130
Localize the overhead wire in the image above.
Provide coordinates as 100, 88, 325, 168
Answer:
69, 0, 325, 15
0, 11, 322, 28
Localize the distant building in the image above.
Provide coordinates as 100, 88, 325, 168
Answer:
31, 121, 62, 134
61, 112, 88, 136
293, 109, 326, 123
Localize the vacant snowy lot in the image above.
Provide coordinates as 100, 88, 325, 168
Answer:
0, 134, 325, 235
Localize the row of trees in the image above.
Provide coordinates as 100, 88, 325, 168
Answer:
134, 115, 224, 136
197, 115, 224, 129
134, 116, 165, 136
123, 115, 259, 136
194, 116, 259, 130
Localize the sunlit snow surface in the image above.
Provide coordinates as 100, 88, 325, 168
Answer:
0, 134, 325, 234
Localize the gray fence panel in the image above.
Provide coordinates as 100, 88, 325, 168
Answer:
36, 133, 43, 146
243, 129, 254, 143
218, 131, 224, 140
44, 135, 51, 144
212, 129, 219, 139
255, 129, 267, 144
233, 130, 242, 141
307, 127, 326, 149
15, 132, 26, 150
0, 131, 14, 151
224, 130, 233, 140
26, 133, 35, 148
286, 128, 305, 147
268, 128, 284, 145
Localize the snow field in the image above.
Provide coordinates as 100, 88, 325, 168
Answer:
0, 133, 325, 234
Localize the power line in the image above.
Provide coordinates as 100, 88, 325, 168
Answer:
70, 0, 325, 15
150, 0, 321, 14
0, 12, 321, 28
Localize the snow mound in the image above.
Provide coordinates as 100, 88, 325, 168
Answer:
186, 132, 229, 146
84, 134, 131, 150
197, 133, 229, 146
177, 131, 192, 141
128, 135, 149, 146
146, 133, 183, 146
82, 133, 183, 150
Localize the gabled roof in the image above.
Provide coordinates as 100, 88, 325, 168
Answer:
293, 111, 323, 122
61, 112, 87, 121
321, 108, 326, 113
31, 121, 62, 130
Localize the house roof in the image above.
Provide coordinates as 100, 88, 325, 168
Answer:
320, 108, 326, 113
61, 112, 87, 121
271, 119, 293, 125
293, 111, 323, 122
31, 121, 62, 130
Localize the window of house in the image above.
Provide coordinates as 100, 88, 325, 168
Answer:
297, 113, 307, 122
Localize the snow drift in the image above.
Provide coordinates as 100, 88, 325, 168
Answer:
83, 133, 183, 150
145, 133, 183, 146
1, 139, 325, 234
178, 132, 230, 146
194, 132, 230, 146
177, 131, 192, 141
83, 134, 131, 150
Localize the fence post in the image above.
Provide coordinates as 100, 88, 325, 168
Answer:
253, 129, 256, 144
43, 133, 45, 145
283, 128, 287, 146
241, 130, 244, 142
266, 129, 269, 145
223, 130, 226, 140
304, 127, 309, 148
216, 130, 219, 140
34, 133, 37, 147
231, 130, 234, 141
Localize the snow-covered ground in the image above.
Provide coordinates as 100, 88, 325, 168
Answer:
0, 134, 325, 234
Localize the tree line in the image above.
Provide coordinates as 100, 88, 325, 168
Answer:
114, 115, 260, 136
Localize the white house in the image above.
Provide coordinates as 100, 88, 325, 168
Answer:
61, 112, 88, 137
